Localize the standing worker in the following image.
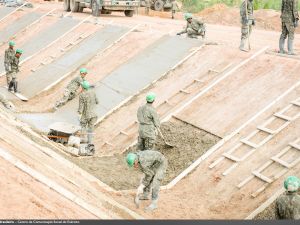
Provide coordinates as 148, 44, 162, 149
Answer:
55, 68, 88, 109
239, 0, 255, 51
78, 80, 99, 146
171, 0, 179, 19
126, 150, 168, 211
279, 0, 299, 55
275, 176, 300, 219
4, 41, 15, 87
137, 93, 160, 151
145, 0, 150, 15
8, 49, 22, 93
177, 13, 206, 39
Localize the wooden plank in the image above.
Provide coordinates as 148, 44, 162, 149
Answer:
209, 156, 225, 169
271, 157, 292, 168
240, 139, 259, 149
274, 113, 293, 121
237, 175, 255, 189
251, 184, 268, 198
290, 142, 300, 150
257, 125, 276, 134
252, 171, 273, 183
291, 100, 300, 107
222, 162, 238, 176
223, 152, 241, 162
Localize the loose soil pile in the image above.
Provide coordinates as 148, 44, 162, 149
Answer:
61, 119, 220, 190
254, 201, 277, 220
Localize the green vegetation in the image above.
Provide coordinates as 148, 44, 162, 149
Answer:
179, 0, 295, 13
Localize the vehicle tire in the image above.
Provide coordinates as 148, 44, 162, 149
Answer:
154, 0, 164, 11
78, 6, 84, 13
70, 0, 79, 12
124, 10, 134, 17
91, 0, 100, 17
63, 0, 71, 12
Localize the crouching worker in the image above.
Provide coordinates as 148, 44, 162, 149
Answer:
126, 150, 168, 211
8, 49, 22, 93
275, 176, 300, 219
78, 80, 99, 156
177, 13, 206, 39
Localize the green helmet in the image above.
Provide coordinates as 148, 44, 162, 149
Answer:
126, 153, 137, 167
146, 92, 156, 103
184, 13, 193, 20
284, 176, 300, 192
81, 80, 90, 90
9, 41, 15, 47
80, 68, 88, 74
16, 49, 23, 54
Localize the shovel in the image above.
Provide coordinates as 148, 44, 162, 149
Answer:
158, 128, 174, 148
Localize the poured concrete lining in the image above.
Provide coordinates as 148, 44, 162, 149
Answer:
19, 25, 129, 98
0, 12, 42, 44
0, 17, 80, 73
18, 36, 202, 132
0, 7, 15, 20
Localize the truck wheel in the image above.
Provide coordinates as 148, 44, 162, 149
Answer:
70, 0, 79, 12
124, 10, 134, 17
63, 0, 70, 12
154, 0, 164, 11
91, 0, 100, 17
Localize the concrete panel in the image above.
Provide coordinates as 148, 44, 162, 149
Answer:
0, 7, 15, 20
0, 12, 42, 43
19, 25, 129, 98
101, 36, 201, 96
0, 17, 79, 73
18, 36, 202, 132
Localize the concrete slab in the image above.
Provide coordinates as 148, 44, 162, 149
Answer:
0, 7, 15, 20
101, 36, 201, 96
0, 17, 80, 74
0, 12, 42, 43
19, 25, 129, 98
18, 36, 202, 132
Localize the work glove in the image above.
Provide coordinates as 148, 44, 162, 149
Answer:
294, 20, 299, 28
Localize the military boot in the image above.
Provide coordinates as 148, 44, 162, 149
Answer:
14, 81, 18, 93
239, 39, 247, 51
8, 81, 14, 92
288, 38, 295, 55
145, 199, 158, 211
279, 37, 285, 54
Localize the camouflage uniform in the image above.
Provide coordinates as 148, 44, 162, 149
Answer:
279, 0, 299, 54
78, 89, 99, 144
136, 150, 168, 201
240, 0, 254, 50
145, 0, 150, 15
137, 103, 160, 150
171, 1, 178, 19
275, 191, 300, 219
8, 55, 20, 92
4, 47, 15, 86
178, 18, 206, 38
55, 76, 85, 108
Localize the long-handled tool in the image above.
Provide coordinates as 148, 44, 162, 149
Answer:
158, 128, 174, 148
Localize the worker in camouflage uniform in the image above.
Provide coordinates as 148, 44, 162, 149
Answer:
177, 13, 206, 39
126, 150, 168, 211
8, 49, 22, 93
171, 1, 179, 19
279, 0, 299, 55
78, 80, 99, 145
275, 176, 300, 219
145, 0, 150, 15
4, 41, 15, 86
137, 93, 160, 151
55, 68, 88, 109
239, 0, 255, 51
0, 93, 15, 111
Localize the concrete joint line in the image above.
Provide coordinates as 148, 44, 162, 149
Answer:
0, 147, 111, 219
0, 15, 92, 77
160, 46, 300, 190
0, 3, 27, 23
245, 188, 285, 219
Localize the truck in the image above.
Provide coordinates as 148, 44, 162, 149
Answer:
63, 0, 140, 17
140, 0, 173, 11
